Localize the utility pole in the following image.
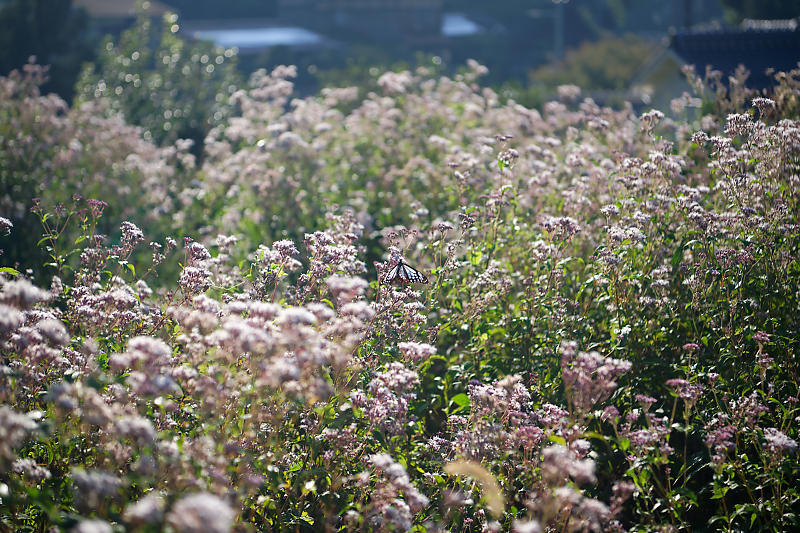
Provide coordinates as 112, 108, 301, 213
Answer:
554, 0, 567, 61
683, 0, 692, 28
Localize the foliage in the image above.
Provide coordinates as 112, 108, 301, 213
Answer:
75, 10, 242, 152
529, 36, 657, 92
0, 63, 194, 281
0, 0, 95, 100
2, 51, 800, 533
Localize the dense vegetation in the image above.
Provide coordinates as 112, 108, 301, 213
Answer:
2, 10, 800, 533
0, 0, 94, 99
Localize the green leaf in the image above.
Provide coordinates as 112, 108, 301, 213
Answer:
0, 267, 19, 276
450, 393, 470, 408
711, 484, 729, 500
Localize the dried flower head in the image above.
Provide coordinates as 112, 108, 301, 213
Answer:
166, 493, 235, 533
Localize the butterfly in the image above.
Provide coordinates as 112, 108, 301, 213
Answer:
383, 260, 429, 284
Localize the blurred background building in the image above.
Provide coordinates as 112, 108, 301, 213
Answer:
278, 0, 444, 42
672, 18, 800, 89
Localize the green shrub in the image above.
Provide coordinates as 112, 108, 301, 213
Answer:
75, 9, 241, 152
1, 56, 799, 532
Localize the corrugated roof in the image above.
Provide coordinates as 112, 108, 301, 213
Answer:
742, 18, 798, 31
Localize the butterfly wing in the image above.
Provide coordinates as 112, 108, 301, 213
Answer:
398, 262, 428, 284
382, 262, 402, 284
384, 261, 428, 284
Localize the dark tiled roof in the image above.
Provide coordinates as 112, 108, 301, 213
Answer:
671, 22, 800, 88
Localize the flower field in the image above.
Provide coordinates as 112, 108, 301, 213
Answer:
1, 22, 800, 532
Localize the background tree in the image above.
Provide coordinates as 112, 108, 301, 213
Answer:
75, 10, 242, 153
528, 36, 656, 91
0, 0, 95, 100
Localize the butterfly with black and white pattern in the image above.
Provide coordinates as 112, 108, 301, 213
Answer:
383, 260, 428, 284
